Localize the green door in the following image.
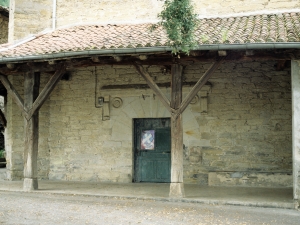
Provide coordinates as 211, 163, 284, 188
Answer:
134, 118, 171, 183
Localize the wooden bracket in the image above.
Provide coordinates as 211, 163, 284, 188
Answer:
133, 62, 172, 113
0, 63, 66, 121
176, 57, 225, 116
26, 63, 66, 120
0, 73, 26, 116
134, 57, 225, 118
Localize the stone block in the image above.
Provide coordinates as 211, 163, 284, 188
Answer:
208, 172, 293, 187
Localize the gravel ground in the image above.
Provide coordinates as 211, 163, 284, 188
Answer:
0, 191, 299, 225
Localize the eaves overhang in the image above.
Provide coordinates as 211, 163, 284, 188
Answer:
0, 42, 300, 64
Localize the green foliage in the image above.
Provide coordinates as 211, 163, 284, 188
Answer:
0, 149, 5, 158
156, 0, 198, 55
0, 0, 9, 8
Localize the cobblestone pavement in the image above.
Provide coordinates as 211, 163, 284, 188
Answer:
0, 191, 299, 225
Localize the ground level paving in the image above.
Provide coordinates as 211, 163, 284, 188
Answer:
0, 191, 300, 225
0, 179, 297, 209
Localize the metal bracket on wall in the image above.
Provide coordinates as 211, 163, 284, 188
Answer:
200, 85, 211, 115
102, 95, 110, 120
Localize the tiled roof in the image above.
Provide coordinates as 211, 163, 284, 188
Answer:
0, 12, 300, 59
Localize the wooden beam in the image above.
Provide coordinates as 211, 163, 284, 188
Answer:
23, 72, 40, 191
0, 74, 26, 115
169, 64, 185, 198
176, 57, 225, 116
0, 109, 6, 128
101, 81, 198, 90
26, 63, 66, 120
133, 63, 172, 113
1, 50, 299, 75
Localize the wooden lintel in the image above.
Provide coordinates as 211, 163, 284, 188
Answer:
0, 63, 57, 75
101, 81, 199, 90
0, 50, 299, 75
26, 63, 66, 120
133, 62, 172, 113
176, 57, 225, 116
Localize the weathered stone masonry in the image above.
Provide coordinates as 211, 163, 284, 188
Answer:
0, 13, 8, 44
5, 60, 292, 187
9, 0, 300, 42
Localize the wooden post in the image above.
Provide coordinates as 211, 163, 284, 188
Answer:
134, 61, 224, 198
292, 60, 300, 202
23, 72, 40, 191
169, 64, 185, 198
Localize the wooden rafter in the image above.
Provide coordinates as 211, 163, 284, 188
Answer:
0, 49, 298, 75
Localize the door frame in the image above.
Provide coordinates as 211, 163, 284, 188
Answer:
133, 117, 171, 183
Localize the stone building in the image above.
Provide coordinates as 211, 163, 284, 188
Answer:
0, 2, 8, 44
0, 0, 300, 201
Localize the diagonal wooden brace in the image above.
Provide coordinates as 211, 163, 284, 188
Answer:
133, 62, 172, 113
0, 73, 29, 118
0, 63, 66, 121
176, 56, 225, 116
26, 63, 66, 120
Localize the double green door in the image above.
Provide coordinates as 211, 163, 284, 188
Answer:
134, 118, 171, 183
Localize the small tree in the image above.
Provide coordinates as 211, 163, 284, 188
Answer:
155, 0, 198, 55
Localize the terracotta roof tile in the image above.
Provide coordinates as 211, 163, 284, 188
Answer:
0, 12, 300, 58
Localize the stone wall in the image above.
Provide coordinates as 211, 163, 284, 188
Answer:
5, 61, 292, 187
9, 0, 300, 42
183, 61, 292, 187
0, 13, 8, 44
56, 0, 300, 28
9, 0, 52, 43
